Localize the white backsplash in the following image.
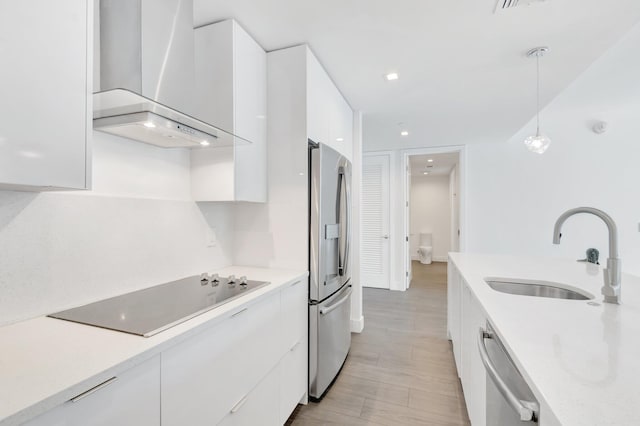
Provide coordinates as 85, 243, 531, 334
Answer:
0, 132, 234, 326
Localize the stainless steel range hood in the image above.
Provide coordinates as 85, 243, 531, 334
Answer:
94, 0, 247, 148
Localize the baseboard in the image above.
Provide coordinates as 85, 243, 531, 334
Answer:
350, 316, 364, 333
411, 254, 419, 260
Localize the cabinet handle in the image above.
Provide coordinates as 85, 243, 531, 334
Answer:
231, 308, 248, 318
290, 280, 301, 287
69, 377, 117, 403
230, 395, 249, 413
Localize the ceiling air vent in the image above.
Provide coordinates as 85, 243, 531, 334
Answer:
495, 0, 547, 12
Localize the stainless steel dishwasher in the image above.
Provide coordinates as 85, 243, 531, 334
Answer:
478, 322, 540, 424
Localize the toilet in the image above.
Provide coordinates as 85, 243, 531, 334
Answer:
418, 233, 433, 265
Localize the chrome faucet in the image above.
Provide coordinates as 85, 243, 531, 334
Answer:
553, 207, 621, 304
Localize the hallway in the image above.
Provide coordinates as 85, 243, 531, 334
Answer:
288, 261, 470, 425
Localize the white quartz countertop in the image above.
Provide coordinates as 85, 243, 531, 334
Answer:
449, 253, 640, 426
0, 266, 307, 426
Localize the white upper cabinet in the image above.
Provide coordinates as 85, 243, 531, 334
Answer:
192, 20, 267, 202
0, 0, 91, 191
306, 50, 353, 161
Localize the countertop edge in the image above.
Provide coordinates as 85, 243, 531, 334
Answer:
448, 253, 564, 426
0, 267, 308, 426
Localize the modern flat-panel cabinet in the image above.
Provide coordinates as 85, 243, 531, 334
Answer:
24, 356, 160, 426
24, 280, 307, 426
161, 292, 281, 425
0, 0, 91, 191
192, 19, 267, 202
461, 282, 487, 426
218, 365, 280, 426
306, 51, 353, 160
162, 283, 307, 425
278, 279, 307, 424
448, 262, 488, 426
448, 262, 462, 373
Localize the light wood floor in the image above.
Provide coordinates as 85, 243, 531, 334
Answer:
287, 261, 470, 425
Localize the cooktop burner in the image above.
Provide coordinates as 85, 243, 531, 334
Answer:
48, 274, 269, 337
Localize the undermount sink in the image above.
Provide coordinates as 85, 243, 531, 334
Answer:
484, 278, 594, 301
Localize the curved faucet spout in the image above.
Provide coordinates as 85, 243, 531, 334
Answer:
553, 207, 619, 258
552, 207, 621, 304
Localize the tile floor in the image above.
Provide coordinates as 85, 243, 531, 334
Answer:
287, 261, 470, 425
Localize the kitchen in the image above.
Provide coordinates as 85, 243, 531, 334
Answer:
1, 0, 640, 425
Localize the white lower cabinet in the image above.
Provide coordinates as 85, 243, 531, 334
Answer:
448, 262, 462, 374
461, 282, 487, 426
279, 339, 306, 424
162, 283, 308, 426
219, 365, 280, 426
23, 280, 308, 426
161, 292, 281, 426
25, 355, 160, 426
280, 280, 306, 355
449, 263, 488, 426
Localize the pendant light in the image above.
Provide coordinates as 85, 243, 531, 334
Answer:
523, 46, 551, 154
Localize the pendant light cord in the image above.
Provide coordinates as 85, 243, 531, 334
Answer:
536, 52, 541, 136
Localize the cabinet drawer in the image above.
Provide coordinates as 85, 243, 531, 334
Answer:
218, 364, 280, 426
161, 292, 281, 426
25, 356, 160, 426
279, 339, 307, 424
234, 292, 282, 395
280, 279, 307, 353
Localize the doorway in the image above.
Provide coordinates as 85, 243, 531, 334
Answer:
403, 147, 464, 290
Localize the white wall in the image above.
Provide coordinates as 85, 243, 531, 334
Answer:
350, 111, 364, 332
410, 175, 451, 262
0, 132, 234, 326
466, 23, 640, 274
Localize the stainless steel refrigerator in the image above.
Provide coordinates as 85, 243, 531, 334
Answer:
308, 141, 352, 400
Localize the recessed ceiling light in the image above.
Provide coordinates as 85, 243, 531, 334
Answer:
336, 137, 344, 142
423, 171, 429, 175
401, 131, 409, 136
427, 159, 434, 163
200, 140, 210, 146
143, 122, 156, 128
385, 72, 399, 81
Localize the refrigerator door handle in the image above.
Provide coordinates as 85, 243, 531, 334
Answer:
338, 167, 350, 277
344, 165, 351, 277
319, 286, 352, 316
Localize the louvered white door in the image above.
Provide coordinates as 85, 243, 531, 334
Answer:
361, 154, 390, 289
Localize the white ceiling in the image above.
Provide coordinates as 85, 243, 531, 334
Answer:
409, 153, 458, 177
194, 0, 640, 150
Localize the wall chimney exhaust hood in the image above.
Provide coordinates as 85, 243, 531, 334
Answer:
93, 0, 249, 148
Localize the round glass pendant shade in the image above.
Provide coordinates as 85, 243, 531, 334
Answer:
524, 133, 551, 154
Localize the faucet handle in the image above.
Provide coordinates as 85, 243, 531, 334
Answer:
200, 273, 210, 285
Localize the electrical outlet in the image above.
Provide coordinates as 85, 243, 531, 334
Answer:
206, 227, 217, 247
